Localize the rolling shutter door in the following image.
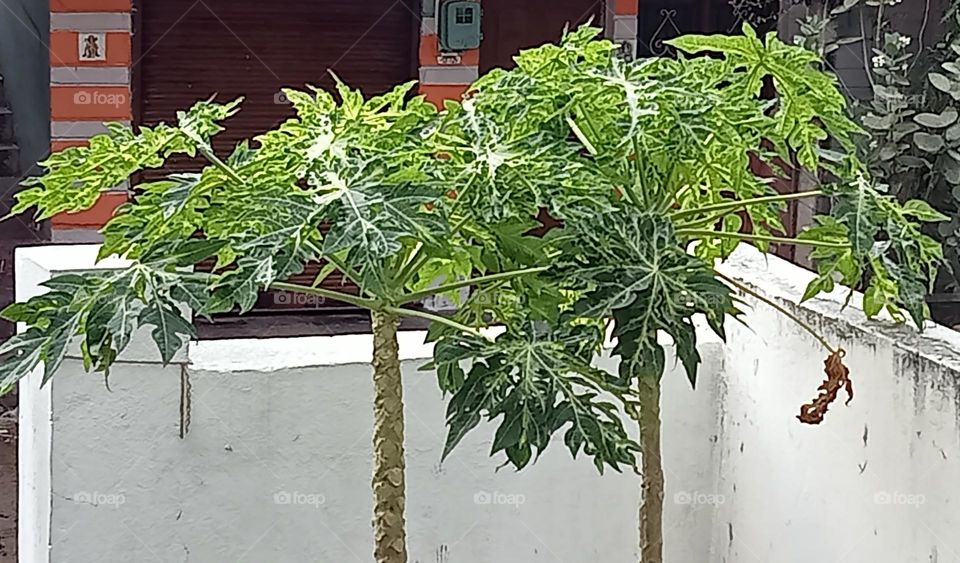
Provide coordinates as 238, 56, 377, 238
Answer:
136, 0, 417, 332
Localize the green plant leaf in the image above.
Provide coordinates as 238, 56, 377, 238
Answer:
915, 109, 959, 128
902, 200, 950, 222
930, 73, 953, 93
914, 132, 946, 153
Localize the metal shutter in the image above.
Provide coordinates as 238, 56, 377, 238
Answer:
135, 0, 417, 332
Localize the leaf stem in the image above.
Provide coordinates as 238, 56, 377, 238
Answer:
395, 267, 549, 306
671, 190, 824, 222
269, 281, 380, 310
395, 185, 476, 289
627, 136, 647, 208
396, 210, 475, 289
395, 248, 428, 288
264, 282, 493, 340
567, 115, 598, 156
716, 271, 837, 354
677, 229, 849, 249
324, 254, 356, 283
198, 146, 245, 185
575, 104, 603, 154
304, 240, 362, 287
383, 306, 490, 340
394, 242, 424, 286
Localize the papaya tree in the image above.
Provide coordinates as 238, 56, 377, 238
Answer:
0, 26, 943, 563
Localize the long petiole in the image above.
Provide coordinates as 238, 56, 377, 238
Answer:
576, 103, 603, 150
626, 136, 646, 208
677, 211, 730, 231
393, 242, 424, 286
660, 183, 691, 214
395, 213, 472, 289
395, 266, 549, 306
383, 306, 490, 340
308, 242, 362, 287
716, 271, 837, 354
677, 229, 849, 249
270, 281, 380, 310
671, 190, 824, 222
198, 146, 245, 185
395, 247, 428, 289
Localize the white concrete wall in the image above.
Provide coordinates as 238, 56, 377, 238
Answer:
16, 243, 960, 562
708, 247, 960, 563
16, 245, 725, 563
36, 351, 724, 563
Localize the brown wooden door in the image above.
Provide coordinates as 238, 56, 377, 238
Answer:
479, 0, 603, 72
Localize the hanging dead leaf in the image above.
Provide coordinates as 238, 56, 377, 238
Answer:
798, 349, 853, 425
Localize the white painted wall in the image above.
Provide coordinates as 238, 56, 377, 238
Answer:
16, 244, 960, 562
16, 245, 725, 563
708, 247, 960, 563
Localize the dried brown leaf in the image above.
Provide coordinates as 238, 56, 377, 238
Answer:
798, 349, 853, 425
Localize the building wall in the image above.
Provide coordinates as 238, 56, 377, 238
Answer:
47, 0, 131, 240
46, 0, 638, 239
16, 242, 960, 562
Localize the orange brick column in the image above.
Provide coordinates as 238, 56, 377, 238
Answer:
609, 0, 639, 59
418, 2, 481, 107
418, 1, 639, 107
49, 0, 132, 238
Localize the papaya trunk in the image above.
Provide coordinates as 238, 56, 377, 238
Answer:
638, 376, 664, 563
371, 312, 408, 563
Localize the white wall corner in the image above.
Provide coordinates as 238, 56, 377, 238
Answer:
15, 247, 54, 563
14, 244, 188, 563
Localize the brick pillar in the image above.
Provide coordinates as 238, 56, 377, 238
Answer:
609, 0, 639, 59
48, 0, 132, 240
418, 1, 640, 107
417, 1, 481, 107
